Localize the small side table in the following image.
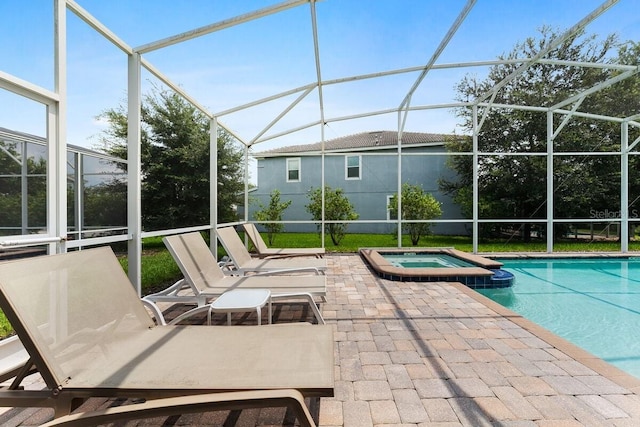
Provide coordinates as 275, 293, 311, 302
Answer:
210, 289, 272, 325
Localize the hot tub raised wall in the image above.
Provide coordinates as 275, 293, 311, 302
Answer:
359, 247, 513, 289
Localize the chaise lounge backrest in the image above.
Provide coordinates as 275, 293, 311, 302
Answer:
216, 226, 255, 266
242, 223, 270, 253
0, 247, 154, 389
163, 232, 227, 293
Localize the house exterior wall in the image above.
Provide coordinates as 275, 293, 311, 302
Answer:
250, 145, 466, 235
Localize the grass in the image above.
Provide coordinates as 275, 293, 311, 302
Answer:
0, 313, 11, 338
266, 232, 478, 252
262, 232, 640, 254
0, 232, 638, 339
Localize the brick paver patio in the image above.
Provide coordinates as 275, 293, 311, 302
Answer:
320, 254, 640, 427
2, 253, 640, 426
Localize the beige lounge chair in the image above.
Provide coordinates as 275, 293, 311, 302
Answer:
148, 232, 325, 324
217, 226, 327, 275
242, 223, 325, 258
0, 247, 334, 426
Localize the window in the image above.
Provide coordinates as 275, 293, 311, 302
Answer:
345, 155, 361, 180
387, 195, 397, 220
286, 157, 301, 182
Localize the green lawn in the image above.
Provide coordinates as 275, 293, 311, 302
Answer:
0, 232, 638, 339
137, 231, 640, 299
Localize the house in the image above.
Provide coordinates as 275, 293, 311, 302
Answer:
250, 130, 466, 235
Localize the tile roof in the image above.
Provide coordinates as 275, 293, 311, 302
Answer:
254, 130, 449, 156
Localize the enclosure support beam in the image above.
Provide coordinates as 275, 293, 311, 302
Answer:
211, 117, 219, 255
552, 69, 637, 111
621, 121, 629, 252
475, 0, 618, 127
0, 71, 59, 105
127, 53, 143, 294
51, 0, 68, 254
66, 0, 133, 54
21, 140, 28, 235
397, 115, 403, 248
552, 98, 585, 139
309, 0, 326, 247
134, 0, 309, 54
248, 87, 315, 146
547, 112, 554, 253
75, 155, 83, 241
472, 106, 479, 254
398, 0, 476, 136
243, 144, 249, 227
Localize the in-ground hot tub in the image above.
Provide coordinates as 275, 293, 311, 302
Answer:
359, 247, 514, 289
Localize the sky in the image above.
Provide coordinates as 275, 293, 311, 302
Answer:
1, 0, 639, 161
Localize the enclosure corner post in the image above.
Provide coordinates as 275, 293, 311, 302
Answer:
621, 121, 629, 253
546, 111, 554, 254
127, 52, 142, 295
210, 117, 218, 256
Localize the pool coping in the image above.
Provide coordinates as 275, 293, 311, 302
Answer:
453, 281, 640, 394
359, 247, 503, 280
482, 251, 640, 260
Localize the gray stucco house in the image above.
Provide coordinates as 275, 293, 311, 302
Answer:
249, 130, 465, 235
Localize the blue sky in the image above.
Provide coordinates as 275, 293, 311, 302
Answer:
1, 0, 639, 155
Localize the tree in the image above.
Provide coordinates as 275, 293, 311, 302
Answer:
439, 27, 639, 241
389, 183, 442, 245
252, 189, 292, 245
83, 179, 127, 229
97, 87, 244, 230
306, 186, 359, 245
0, 143, 47, 235
592, 41, 640, 241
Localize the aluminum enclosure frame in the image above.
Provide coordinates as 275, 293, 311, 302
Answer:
0, 0, 638, 291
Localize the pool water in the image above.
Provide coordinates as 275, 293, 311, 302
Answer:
383, 253, 476, 269
478, 258, 640, 379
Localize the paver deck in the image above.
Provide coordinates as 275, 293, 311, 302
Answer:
2, 253, 640, 426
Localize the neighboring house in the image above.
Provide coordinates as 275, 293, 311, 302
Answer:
250, 130, 466, 235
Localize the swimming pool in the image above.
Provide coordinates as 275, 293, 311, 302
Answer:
478, 257, 640, 378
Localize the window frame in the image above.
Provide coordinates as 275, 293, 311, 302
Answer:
345, 154, 361, 180
286, 157, 301, 182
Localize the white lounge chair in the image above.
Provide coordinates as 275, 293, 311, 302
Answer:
242, 223, 325, 258
148, 232, 325, 324
217, 226, 327, 275
0, 247, 334, 426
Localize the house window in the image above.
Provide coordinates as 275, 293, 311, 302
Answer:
345, 155, 361, 180
387, 195, 398, 220
286, 157, 301, 182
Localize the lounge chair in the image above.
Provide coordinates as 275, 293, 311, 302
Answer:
0, 247, 334, 426
147, 232, 325, 324
217, 226, 327, 275
242, 223, 325, 258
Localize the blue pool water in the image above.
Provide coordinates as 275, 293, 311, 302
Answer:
383, 253, 476, 268
478, 257, 640, 379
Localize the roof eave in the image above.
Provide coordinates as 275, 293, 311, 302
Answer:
253, 141, 446, 158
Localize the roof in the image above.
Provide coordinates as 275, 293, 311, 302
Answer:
0, 127, 125, 163
254, 130, 449, 157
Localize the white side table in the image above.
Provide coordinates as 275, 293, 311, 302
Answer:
210, 289, 272, 325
